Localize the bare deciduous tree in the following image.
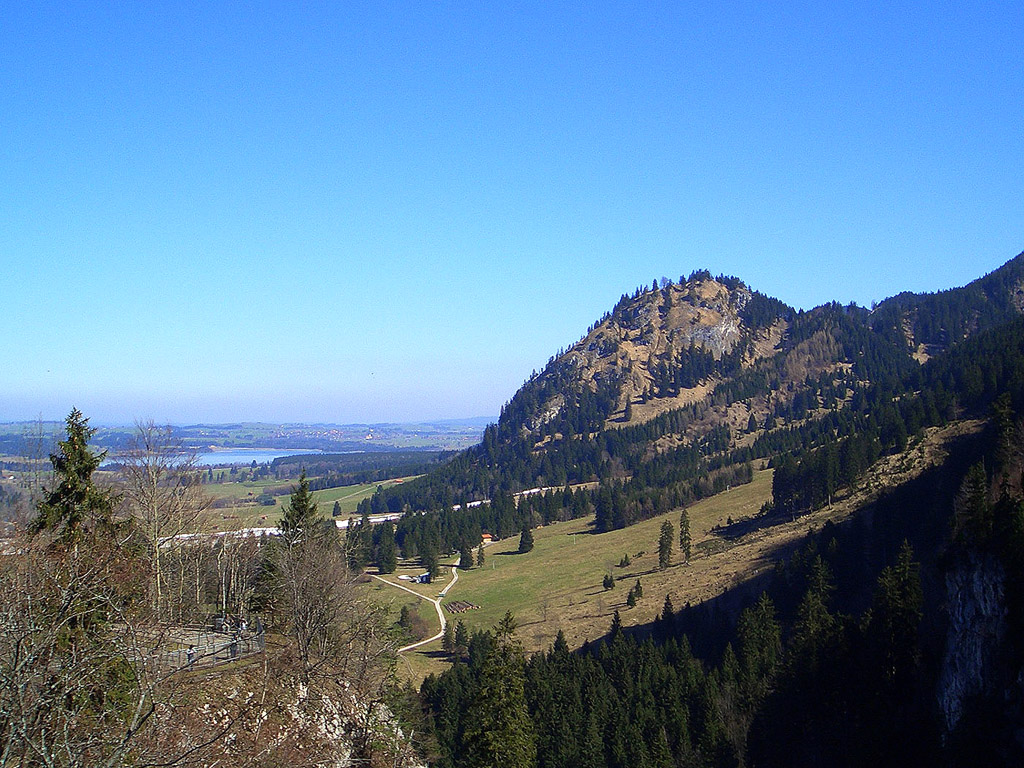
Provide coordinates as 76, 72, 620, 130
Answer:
119, 422, 209, 621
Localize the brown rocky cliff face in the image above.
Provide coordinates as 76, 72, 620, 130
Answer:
545, 278, 756, 423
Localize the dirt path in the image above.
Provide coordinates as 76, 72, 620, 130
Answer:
373, 566, 460, 653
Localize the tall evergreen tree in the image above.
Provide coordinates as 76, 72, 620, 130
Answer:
454, 619, 469, 658
864, 541, 923, 691
518, 526, 534, 554
476, 541, 486, 567
661, 593, 674, 623
679, 509, 692, 562
442, 619, 455, 656
463, 612, 536, 768
33, 408, 116, 540
278, 471, 321, 546
658, 520, 674, 569
376, 520, 398, 574
421, 545, 440, 583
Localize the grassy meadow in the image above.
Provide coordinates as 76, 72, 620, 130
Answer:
202, 476, 416, 531
376, 470, 775, 681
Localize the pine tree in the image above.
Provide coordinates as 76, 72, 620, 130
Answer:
609, 610, 623, 643
476, 541, 486, 567
518, 526, 534, 554
376, 520, 398, 574
736, 592, 781, 711
658, 520, 674, 569
865, 541, 922, 689
345, 516, 372, 572
278, 471, 321, 546
463, 612, 536, 768
454, 619, 469, 658
33, 408, 116, 540
460, 544, 474, 569
661, 593, 674, 622
442, 620, 455, 655
789, 556, 837, 672
421, 546, 440, 583
679, 509, 692, 562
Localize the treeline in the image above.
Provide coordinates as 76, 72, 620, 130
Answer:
351, 459, 752, 569
594, 463, 753, 533
374, 404, 744, 516
355, 423, 750, 562
385, 487, 594, 567
270, 449, 450, 484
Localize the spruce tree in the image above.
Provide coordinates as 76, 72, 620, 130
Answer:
679, 509, 692, 562
33, 408, 116, 540
278, 470, 321, 546
476, 541, 486, 567
463, 612, 536, 768
658, 520, 674, 569
421, 546, 440, 583
661, 593, 674, 622
454, 619, 469, 658
865, 541, 922, 690
460, 544, 474, 569
442, 620, 455, 655
376, 520, 398, 574
518, 526, 534, 554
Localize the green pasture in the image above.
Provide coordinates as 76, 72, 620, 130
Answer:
203, 476, 416, 530
434, 470, 773, 648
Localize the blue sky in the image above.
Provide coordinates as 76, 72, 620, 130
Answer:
2, 1, 1021, 425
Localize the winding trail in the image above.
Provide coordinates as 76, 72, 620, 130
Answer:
373, 566, 459, 653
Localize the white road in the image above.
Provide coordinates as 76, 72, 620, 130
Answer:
373, 565, 460, 653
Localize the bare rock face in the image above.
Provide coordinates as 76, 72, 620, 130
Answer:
938, 553, 1008, 734
539, 277, 754, 423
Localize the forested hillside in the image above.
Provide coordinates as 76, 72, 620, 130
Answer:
350, 253, 1024, 569
414, 253, 1024, 768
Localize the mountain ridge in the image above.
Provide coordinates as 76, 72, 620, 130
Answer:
374, 251, 1024, 517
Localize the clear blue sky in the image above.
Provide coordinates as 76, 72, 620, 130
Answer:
2, 1, 1022, 425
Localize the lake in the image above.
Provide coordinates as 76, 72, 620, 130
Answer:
194, 448, 324, 466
